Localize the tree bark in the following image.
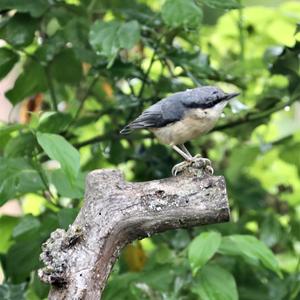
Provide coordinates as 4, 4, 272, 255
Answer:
38, 169, 230, 300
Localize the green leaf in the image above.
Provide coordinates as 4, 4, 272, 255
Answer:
188, 231, 221, 275
295, 23, 300, 35
0, 283, 26, 300
117, 21, 140, 50
201, 0, 241, 9
103, 265, 174, 300
279, 142, 300, 176
271, 43, 300, 77
58, 208, 79, 230
0, 124, 24, 151
161, 0, 203, 29
0, 124, 24, 137
64, 19, 97, 63
5, 60, 47, 105
90, 20, 123, 58
0, 158, 44, 205
50, 49, 83, 85
36, 132, 80, 183
4, 213, 58, 282
4, 132, 37, 158
39, 213, 59, 240
102, 273, 140, 300
226, 146, 259, 182
170, 229, 191, 250
50, 169, 85, 198
260, 213, 283, 247
219, 235, 281, 276
28, 272, 49, 299
5, 237, 42, 282
0, 216, 19, 254
89, 20, 140, 60
12, 215, 41, 239
192, 264, 238, 300
0, 48, 19, 80
0, 13, 38, 47
154, 243, 175, 264
134, 265, 174, 291
37, 112, 72, 133
35, 32, 65, 63
0, 0, 49, 17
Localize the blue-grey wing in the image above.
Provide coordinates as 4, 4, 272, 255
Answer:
120, 94, 185, 134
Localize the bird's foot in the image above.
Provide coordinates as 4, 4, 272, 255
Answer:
172, 156, 214, 177
192, 155, 214, 174
172, 161, 191, 176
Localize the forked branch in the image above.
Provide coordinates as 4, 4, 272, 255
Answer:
38, 169, 230, 300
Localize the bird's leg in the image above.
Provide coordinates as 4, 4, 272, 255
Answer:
179, 144, 193, 158
171, 145, 214, 176
171, 145, 192, 176
176, 144, 212, 167
172, 145, 192, 161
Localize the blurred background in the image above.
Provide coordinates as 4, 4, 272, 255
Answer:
0, 0, 299, 299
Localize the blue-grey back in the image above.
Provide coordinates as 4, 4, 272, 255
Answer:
120, 86, 228, 133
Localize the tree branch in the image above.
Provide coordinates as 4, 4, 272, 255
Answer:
213, 98, 296, 132
137, 45, 158, 100
45, 66, 58, 111
38, 169, 230, 300
68, 76, 100, 130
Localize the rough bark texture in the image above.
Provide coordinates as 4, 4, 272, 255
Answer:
38, 169, 230, 300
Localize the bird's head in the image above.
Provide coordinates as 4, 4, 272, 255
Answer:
191, 86, 240, 108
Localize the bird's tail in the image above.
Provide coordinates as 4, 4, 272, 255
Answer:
120, 125, 132, 135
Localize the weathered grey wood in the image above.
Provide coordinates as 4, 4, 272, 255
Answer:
38, 169, 230, 300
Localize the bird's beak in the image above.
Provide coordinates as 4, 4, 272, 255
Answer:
225, 92, 240, 101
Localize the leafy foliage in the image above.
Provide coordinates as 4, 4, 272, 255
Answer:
0, 0, 299, 299
188, 231, 221, 275
0, 158, 44, 205
162, 0, 203, 29
192, 264, 238, 300
36, 132, 81, 184
219, 235, 281, 276
90, 20, 141, 62
0, 48, 19, 80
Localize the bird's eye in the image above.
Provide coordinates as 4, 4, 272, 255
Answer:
212, 91, 218, 95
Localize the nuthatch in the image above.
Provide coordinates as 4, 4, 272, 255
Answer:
120, 86, 239, 175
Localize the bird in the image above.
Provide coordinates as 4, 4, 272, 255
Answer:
120, 86, 240, 176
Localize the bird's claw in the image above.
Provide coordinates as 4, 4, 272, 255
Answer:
172, 161, 190, 176
192, 155, 212, 168
172, 156, 214, 176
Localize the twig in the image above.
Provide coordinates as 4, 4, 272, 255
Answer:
137, 35, 163, 100
45, 66, 58, 111
137, 51, 157, 99
74, 132, 153, 148
289, 257, 300, 300
238, 0, 245, 62
66, 76, 100, 131
213, 98, 296, 132
127, 79, 137, 97
32, 149, 59, 208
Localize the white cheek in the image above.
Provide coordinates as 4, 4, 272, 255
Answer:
204, 102, 227, 119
